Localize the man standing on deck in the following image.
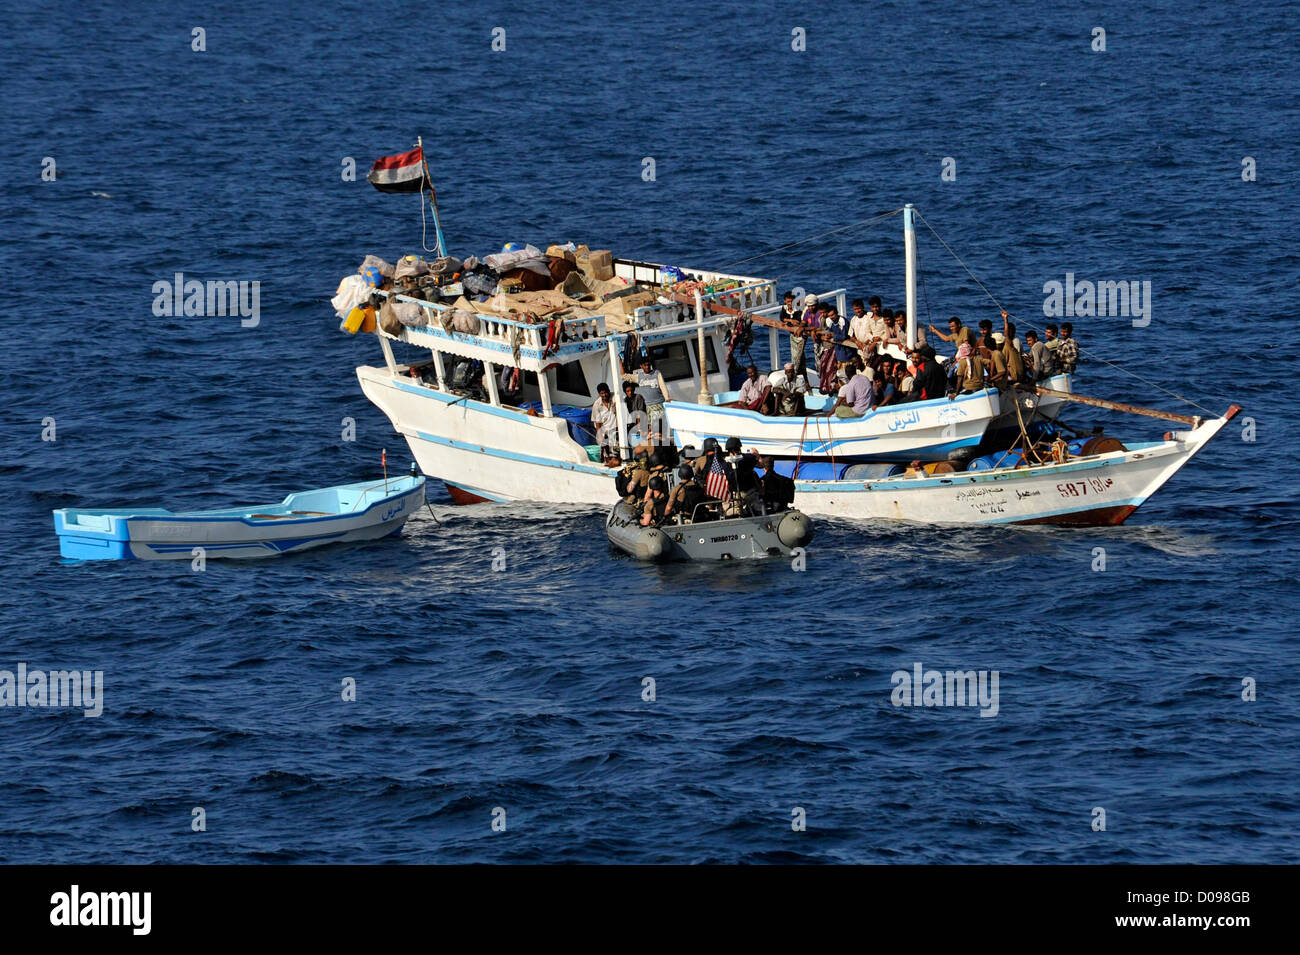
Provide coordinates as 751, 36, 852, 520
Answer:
591, 382, 620, 462
849, 299, 875, 363
1057, 322, 1080, 374
1025, 330, 1055, 381
908, 346, 948, 402
622, 380, 648, 446
624, 355, 671, 445
897, 309, 925, 348
864, 296, 889, 343
827, 304, 855, 376
804, 296, 830, 371
928, 316, 975, 355
779, 292, 807, 378
1044, 323, 1061, 361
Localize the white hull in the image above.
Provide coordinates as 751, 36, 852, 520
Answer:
792, 413, 1230, 525
54, 478, 426, 560
358, 366, 614, 504
988, 373, 1073, 433
358, 365, 1236, 527
664, 388, 1001, 461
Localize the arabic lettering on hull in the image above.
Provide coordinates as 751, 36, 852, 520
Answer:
887, 410, 922, 432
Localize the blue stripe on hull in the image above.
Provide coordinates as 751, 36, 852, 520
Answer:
413, 430, 613, 477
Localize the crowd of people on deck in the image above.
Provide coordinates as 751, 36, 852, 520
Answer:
720, 292, 1082, 418
615, 436, 795, 528
586, 287, 1085, 485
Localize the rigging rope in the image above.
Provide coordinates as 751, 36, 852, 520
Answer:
911, 208, 1219, 416
718, 209, 904, 274
419, 183, 437, 254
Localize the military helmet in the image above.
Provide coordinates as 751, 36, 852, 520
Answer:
725, 436, 742, 453
702, 437, 720, 454
677, 464, 694, 481
648, 476, 667, 492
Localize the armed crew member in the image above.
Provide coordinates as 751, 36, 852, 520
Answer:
724, 437, 762, 516
759, 455, 796, 512
665, 465, 706, 523
640, 475, 669, 526
620, 452, 652, 505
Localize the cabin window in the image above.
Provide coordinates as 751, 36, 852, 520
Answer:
688, 338, 720, 375
553, 360, 590, 397
647, 341, 697, 381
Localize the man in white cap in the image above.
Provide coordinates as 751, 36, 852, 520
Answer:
795, 293, 820, 376
770, 361, 809, 416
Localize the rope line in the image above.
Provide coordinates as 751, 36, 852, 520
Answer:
912, 209, 1219, 416
717, 208, 904, 273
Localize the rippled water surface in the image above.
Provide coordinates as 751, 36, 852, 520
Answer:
1, 0, 1297, 863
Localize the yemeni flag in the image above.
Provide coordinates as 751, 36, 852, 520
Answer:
366, 146, 428, 194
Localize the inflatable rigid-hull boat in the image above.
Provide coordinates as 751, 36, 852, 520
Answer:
605, 500, 814, 561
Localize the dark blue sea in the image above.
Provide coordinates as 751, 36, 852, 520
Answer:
1, 0, 1297, 864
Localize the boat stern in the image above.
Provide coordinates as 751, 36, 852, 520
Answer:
53, 510, 134, 561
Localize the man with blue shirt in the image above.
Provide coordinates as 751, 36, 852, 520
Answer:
827, 304, 855, 373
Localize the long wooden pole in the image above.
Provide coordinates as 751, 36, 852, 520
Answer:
1034, 386, 1204, 426
668, 292, 836, 343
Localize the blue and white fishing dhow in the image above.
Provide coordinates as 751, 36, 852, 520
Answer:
340, 150, 1237, 526
53, 474, 425, 560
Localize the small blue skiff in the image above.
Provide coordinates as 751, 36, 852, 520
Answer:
53, 475, 426, 561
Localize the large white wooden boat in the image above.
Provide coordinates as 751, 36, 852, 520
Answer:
345, 201, 1236, 525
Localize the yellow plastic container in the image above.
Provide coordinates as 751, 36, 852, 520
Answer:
343, 306, 367, 334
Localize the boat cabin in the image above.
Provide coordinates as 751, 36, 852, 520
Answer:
370, 257, 795, 458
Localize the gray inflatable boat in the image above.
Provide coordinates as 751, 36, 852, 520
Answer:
605, 500, 814, 561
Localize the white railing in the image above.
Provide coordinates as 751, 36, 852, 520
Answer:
381, 291, 607, 352
629, 280, 778, 333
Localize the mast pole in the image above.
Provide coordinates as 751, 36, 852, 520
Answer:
695, 291, 712, 405
607, 338, 630, 460
904, 203, 918, 349
417, 135, 448, 258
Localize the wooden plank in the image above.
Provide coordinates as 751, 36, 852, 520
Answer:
1034, 386, 1201, 426
668, 292, 836, 344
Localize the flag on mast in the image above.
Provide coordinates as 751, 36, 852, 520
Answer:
366, 146, 428, 194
